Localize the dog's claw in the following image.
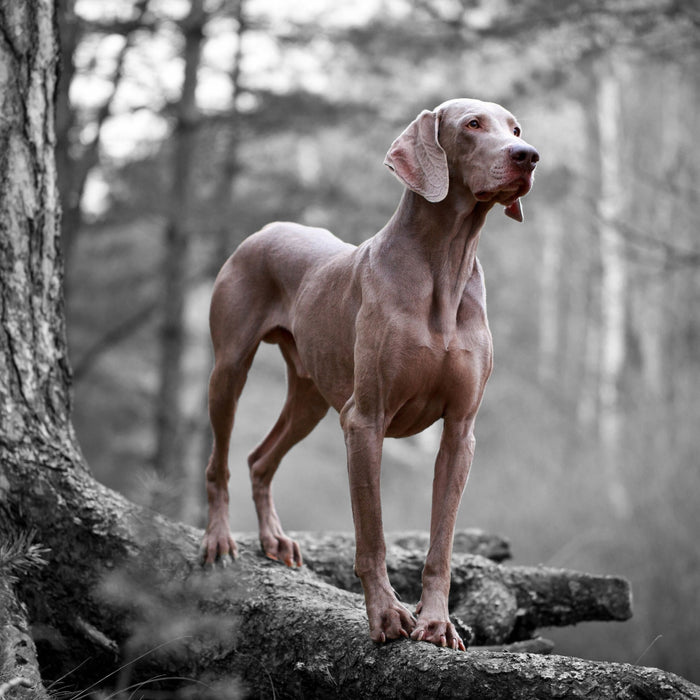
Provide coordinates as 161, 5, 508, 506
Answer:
261, 532, 303, 568
367, 594, 416, 644
411, 621, 466, 651
200, 525, 239, 568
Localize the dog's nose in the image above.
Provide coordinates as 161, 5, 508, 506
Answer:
509, 144, 539, 170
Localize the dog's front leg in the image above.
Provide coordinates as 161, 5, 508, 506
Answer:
412, 418, 475, 651
341, 402, 416, 643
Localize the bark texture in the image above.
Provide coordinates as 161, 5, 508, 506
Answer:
0, 0, 74, 449
0, 581, 49, 700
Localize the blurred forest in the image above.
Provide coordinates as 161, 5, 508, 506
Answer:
58, 0, 700, 684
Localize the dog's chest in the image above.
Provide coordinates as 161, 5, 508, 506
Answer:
380, 312, 492, 437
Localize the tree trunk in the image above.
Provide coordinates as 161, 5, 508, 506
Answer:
0, 1, 71, 696
595, 57, 630, 517
0, 0, 75, 454
182, 0, 250, 527
1, 3, 700, 699
537, 217, 563, 384
212, 0, 247, 267
153, 0, 206, 504
574, 71, 602, 434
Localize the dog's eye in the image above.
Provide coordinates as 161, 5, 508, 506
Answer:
466, 119, 480, 129
513, 126, 521, 137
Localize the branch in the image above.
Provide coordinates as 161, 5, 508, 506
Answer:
78, 15, 157, 37
71, 261, 210, 381
616, 220, 700, 270
72, 299, 158, 380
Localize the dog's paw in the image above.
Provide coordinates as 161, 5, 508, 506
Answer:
260, 532, 302, 568
200, 524, 238, 566
411, 617, 468, 651
367, 599, 416, 643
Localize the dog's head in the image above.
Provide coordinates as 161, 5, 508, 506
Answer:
384, 98, 539, 222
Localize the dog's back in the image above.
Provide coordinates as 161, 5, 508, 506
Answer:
233, 222, 353, 302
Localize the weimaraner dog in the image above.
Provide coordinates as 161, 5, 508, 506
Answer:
201, 98, 539, 650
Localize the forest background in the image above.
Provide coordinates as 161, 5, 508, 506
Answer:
57, 0, 700, 684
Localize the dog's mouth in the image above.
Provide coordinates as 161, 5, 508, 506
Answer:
474, 174, 532, 204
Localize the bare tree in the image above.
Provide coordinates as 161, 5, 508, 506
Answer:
537, 217, 563, 384
55, 0, 150, 268
595, 55, 630, 517
182, 0, 250, 525
153, 0, 206, 501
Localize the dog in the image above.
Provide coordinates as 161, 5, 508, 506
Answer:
201, 98, 539, 649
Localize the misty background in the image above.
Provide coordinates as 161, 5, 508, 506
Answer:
58, 0, 699, 683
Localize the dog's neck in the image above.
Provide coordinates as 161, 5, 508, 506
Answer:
378, 187, 493, 288
375, 187, 494, 337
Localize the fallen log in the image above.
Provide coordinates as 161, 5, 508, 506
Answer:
287, 529, 510, 566
282, 531, 632, 644
103, 540, 697, 700
388, 528, 511, 561
1, 443, 698, 698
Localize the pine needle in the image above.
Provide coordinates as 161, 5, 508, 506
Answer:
0, 529, 50, 583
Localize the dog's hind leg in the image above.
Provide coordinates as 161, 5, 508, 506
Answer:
201, 348, 256, 564
201, 263, 269, 564
247, 328, 329, 567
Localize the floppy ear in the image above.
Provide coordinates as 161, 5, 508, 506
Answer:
504, 199, 524, 222
384, 110, 449, 203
